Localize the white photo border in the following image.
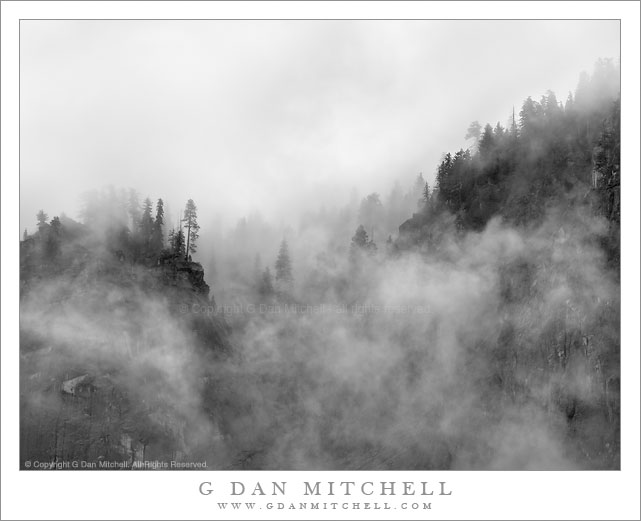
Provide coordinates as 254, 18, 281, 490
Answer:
2, 2, 639, 520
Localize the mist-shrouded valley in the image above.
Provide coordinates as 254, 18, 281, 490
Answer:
20, 58, 621, 471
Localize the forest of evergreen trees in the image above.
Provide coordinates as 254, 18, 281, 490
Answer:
19, 60, 621, 470
400, 58, 619, 263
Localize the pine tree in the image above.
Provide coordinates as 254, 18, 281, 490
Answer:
565, 92, 574, 112
350, 224, 377, 262
182, 199, 200, 261
46, 216, 62, 258
436, 153, 452, 193
542, 90, 561, 118
509, 106, 519, 138
152, 199, 165, 252
351, 224, 369, 248
169, 228, 185, 259
519, 96, 542, 138
275, 239, 293, 285
36, 210, 49, 234
422, 181, 431, 204
140, 198, 154, 250
478, 123, 495, 159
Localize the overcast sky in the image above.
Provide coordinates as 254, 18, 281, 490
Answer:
20, 20, 620, 235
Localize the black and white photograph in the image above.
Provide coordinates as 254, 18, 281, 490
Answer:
2, 2, 639, 520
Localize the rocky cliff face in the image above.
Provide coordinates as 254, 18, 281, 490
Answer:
20, 235, 232, 468
159, 258, 210, 298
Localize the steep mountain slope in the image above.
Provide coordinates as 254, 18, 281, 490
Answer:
20, 222, 234, 468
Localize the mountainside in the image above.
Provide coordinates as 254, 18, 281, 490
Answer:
19, 60, 621, 470
20, 219, 234, 467
398, 58, 620, 267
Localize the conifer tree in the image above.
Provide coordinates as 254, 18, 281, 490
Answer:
350, 224, 377, 262
182, 199, 200, 261
351, 224, 369, 248
169, 228, 185, 259
422, 181, 431, 204
275, 239, 293, 285
46, 217, 62, 258
152, 199, 165, 252
509, 106, 519, 138
140, 198, 154, 250
478, 123, 495, 159
36, 210, 49, 233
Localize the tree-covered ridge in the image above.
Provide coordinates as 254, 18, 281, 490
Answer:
23, 188, 202, 272
401, 59, 620, 264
